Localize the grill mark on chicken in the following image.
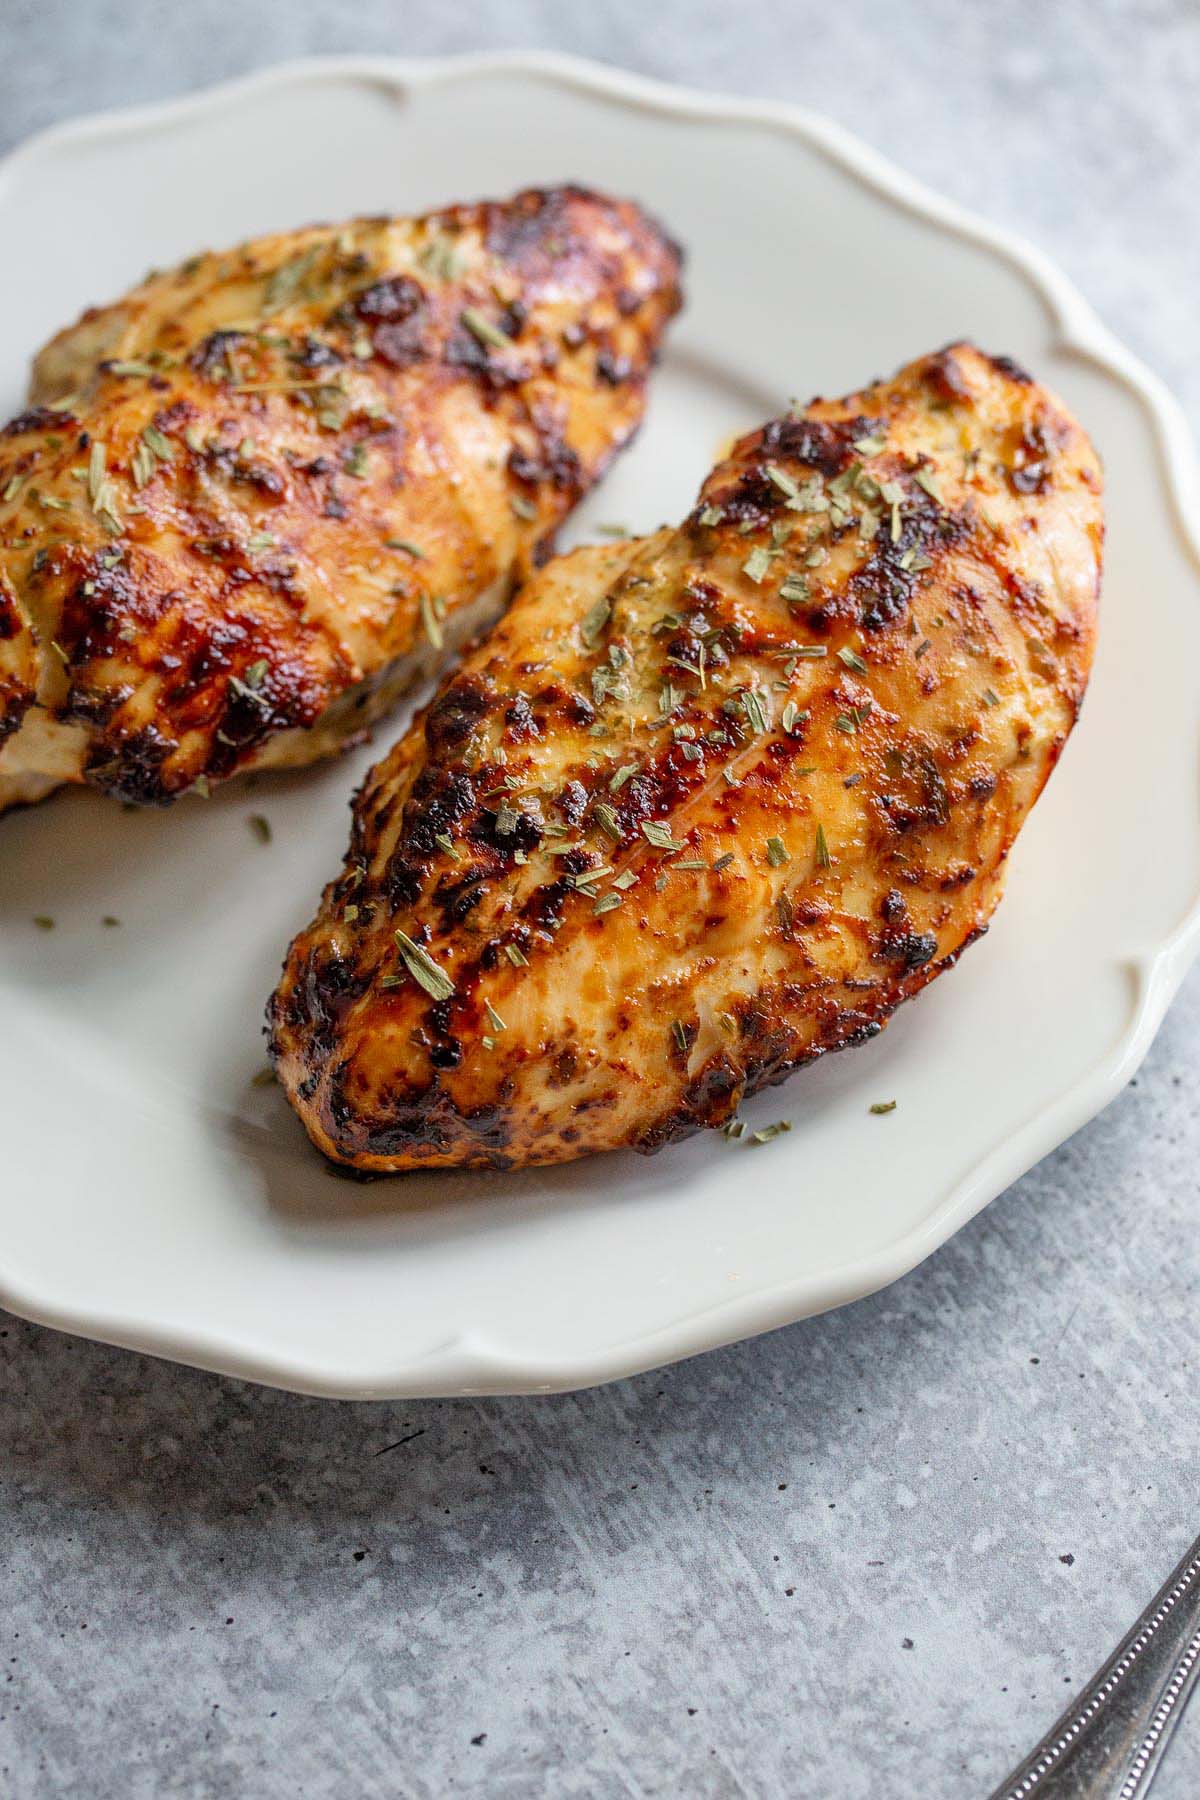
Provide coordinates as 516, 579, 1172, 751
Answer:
0, 681, 30, 743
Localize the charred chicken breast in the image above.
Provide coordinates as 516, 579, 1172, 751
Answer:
269, 344, 1102, 1173
0, 186, 682, 811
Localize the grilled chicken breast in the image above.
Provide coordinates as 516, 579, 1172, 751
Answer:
269, 343, 1102, 1174
0, 187, 681, 811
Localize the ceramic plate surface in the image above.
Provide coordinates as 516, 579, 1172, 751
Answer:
2, 54, 1199, 1397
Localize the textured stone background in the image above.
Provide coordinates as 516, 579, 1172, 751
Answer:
2, 4, 1198, 1796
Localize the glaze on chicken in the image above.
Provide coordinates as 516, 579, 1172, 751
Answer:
269, 344, 1103, 1173
0, 187, 682, 811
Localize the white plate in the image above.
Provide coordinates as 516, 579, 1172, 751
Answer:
2, 54, 1199, 1398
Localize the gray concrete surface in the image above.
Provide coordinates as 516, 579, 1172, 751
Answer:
2, 3, 1198, 1795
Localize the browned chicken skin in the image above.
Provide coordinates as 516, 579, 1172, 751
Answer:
269, 344, 1103, 1174
0, 187, 682, 811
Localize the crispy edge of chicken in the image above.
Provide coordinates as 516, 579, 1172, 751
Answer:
268, 343, 1103, 1174
0, 186, 682, 812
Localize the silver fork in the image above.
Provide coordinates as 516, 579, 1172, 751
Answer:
989, 1531, 1200, 1798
